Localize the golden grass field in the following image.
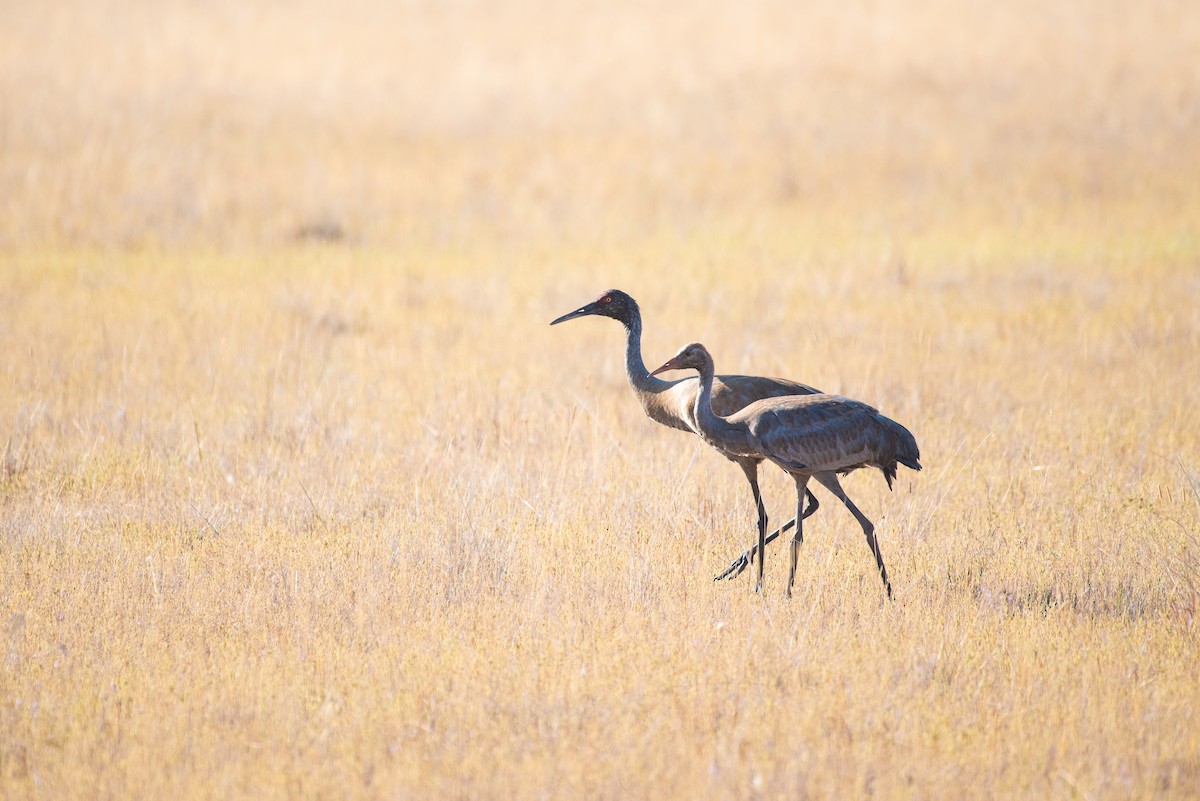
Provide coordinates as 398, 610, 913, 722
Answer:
3, 1, 1200, 798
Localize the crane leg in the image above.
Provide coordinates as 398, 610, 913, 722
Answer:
730, 460, 771, 592
713, 491, 819, 581
814, 473, 893, 599
751, 475, 768, 594
787, 476, 811, 597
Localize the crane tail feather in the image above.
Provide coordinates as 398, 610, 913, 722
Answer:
877, 415, 921, 489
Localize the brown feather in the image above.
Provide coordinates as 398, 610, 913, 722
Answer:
649, 340, 920, 597
644, 374, 820, 437
732, 394, 921, 485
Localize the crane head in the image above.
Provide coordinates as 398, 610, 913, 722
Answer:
549, 289, 638, 326
650, 342, 712, 376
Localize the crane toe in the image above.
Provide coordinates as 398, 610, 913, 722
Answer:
714, 551, 751, 581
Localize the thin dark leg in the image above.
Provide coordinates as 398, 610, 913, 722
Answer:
787, 476, 811, 597
802, 490, 819, 520
732, 459, 771, 593
713, 491, 819, 581
750, 477, 769, 577
815, 472, 892, 598
754, 479, 767, 593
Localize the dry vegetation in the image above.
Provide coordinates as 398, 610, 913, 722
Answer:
3, 0, 1200, 798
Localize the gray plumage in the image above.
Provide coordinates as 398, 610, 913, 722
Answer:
652, 342, 922, 598
725, 394, 921, 489
550, 290, 823, 569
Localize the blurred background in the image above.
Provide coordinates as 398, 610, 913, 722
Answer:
3, 0, 1198, 250
3, 5, 1200, 798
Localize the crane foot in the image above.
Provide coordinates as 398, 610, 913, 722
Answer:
713, 550, 753, 581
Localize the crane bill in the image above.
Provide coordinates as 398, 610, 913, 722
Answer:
649, 358, 680, 376
549, 303, 598, 325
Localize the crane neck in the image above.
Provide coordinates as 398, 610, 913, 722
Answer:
692, 359, 748, 446
623, 311, 670, 393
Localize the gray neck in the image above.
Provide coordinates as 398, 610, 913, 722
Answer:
693, 359, 747, 445
623, 312, 670, 393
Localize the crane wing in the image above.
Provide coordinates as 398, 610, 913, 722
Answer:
709, 374, 822, 416
739, 395, 887, 474
647, 373, 821, 436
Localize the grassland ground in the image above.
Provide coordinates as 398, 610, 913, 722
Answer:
3, 1, 1200, 799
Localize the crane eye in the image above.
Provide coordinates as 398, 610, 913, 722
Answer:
600, 296, 612, 304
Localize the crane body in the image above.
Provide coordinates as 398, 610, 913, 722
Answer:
651, 342, 921, 597
551, 290, 823, 574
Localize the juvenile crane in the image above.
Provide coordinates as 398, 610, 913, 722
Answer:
551, 290, 822, 573
651, 342, 921, 598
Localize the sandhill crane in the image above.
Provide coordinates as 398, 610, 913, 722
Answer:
551, 289, 823, 575
651, 342, 921, 598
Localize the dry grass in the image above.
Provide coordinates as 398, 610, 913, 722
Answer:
3, 1, 1200, 799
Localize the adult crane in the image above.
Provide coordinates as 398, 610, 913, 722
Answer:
651, 342, 921, 598
551, 289, 822, 577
